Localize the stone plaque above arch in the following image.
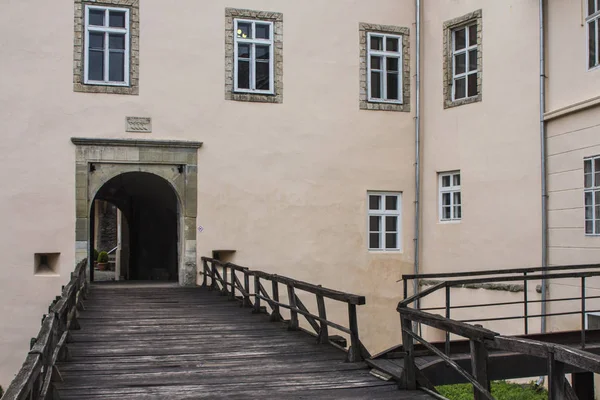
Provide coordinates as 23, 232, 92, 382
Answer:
72, 137, 202, 286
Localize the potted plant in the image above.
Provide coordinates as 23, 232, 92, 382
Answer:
97, 251, 109, 271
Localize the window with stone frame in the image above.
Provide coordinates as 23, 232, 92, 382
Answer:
73, 0, 139, 95
443, 10, 482, 108
584, 156, 600, 235
359, 23, 410, 112
225, 8, 283, 103
439, 171, 461, 222
588, 0, 600, 70
368, 192, 402, 251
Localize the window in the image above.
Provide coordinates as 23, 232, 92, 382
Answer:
84, 5, 130, 86
584, 157, 600, 235
588, 0, 600, 69
368, 192, 402, 251
443, 10, 482, 108
368, 33, 403, 103
439, 172, 461, 221
234, 19, 274, 93
451, 24, 478, 100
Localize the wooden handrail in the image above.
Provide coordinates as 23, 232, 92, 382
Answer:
200, 256, 368, 362
3, 259, 88, 400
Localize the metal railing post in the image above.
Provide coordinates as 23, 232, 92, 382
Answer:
581, 276, 586, 349
524, 272, 529, 334
445, 285, 451, 356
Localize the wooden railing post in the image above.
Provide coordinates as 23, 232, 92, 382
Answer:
316, 293, 328, 344
347, 303, 363, 362
400, 314, 417, 390
270, 280, 281, 321
230, 267, 236, 301
470, 339, 490, 400
287, 284, 299, 330
201, 258, 208, 287
210, 261, 217, 291
253, 275, 262, 314
243, 271, 251, 308
548, 352, 565, 400
220, 263, 228, 296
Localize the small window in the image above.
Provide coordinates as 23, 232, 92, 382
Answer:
234, 19, 274, 94
34, 253, 60, 276
84, 5, 130, 86
367, 33, 403, 103
451, 24, 478, 101
439, 172, 461, 222
588, 0, 600, 69
584, 157, 600, 235
368, 192, 402, 251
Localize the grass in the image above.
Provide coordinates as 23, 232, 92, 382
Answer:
436, 381, 548, 400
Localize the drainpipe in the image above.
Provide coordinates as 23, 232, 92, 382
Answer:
413, 0, 422, 311
538, 0, 548, 386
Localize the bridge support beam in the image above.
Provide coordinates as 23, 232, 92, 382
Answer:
572, 371, 595, 400
470, 339, 490, 400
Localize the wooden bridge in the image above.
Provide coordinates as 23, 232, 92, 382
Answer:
2, 258, 433, 400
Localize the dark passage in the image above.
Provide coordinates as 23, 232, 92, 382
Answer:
93, 172, 179, 282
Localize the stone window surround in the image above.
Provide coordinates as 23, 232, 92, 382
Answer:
73, 0, 140, 95
359, 23, 410, 112
443, 9, 482, 109
225, 8, 283, 103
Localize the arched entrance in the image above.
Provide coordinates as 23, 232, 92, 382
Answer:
92, 172, 179, 282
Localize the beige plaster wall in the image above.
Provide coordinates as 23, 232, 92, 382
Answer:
0, 0, 416, 386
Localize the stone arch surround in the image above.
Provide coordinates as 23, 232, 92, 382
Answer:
72, 138, 202, 286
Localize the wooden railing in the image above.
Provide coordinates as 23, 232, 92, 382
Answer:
3, 259, 88, 400
200, 257, 370, 362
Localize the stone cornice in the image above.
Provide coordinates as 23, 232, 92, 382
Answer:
71, 137, 203, 149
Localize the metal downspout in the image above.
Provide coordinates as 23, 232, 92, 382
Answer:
539, 0, 548, 335
413, 0, 422, 310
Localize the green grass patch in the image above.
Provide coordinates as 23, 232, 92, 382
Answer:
436, 381, 547, 400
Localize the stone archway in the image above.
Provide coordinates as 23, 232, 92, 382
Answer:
72, 138, 202, 286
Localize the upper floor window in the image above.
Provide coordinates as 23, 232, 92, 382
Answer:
368, 192, 402, 251
439, 172, 461, 221
84, 6, 130, 86
588, 0, 600, 69
234, 19, 274, 93
443, 10, 482, 108
584, 157, 600, 235
368, 33, 403, 103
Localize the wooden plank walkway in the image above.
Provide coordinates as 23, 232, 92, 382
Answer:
55, 283, 432, 399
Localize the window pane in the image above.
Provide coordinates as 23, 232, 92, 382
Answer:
596, 220, 600, 234
255, 61, 270, 90
453, 192, 461, 206
109, 34, 125, 50
89, 32, 104, 49
256, 45, 270, 60
237, 60, 250, 89
442, 193, 451, 206
586, 220, 594, 234
89, 9, 105, 26
371, 56, 382, 70
596, 205, 600, 219
109, 11, 126, 28
595, 172, 600, 187
455, 77, 466, 99
586, 192, 593, 210
442, 175, 451, 187
589, 20, 597, 68
585, 159, 592, 173
385, 195, 398, 210
371, 71, 382, 98
255, 23, 270, 39
88, 50, 104, 81
370, 36, 383, 50
468, 73, 478, 97
469, 24, 477, 46
442, 206, 451, 220
453, 174, 460, 186
455, 53, 466, 75
455, 205, 462, 219
589, 0, 596, 16
386, 37, 399, 52
596, 190, 600, 206
387, 72, 399, 100
586, 173, 593, 188
469, 49, 478, 72
237, 22, 251, 39
595, 158, 600, 172
369, 232, 381, 249
369, 195, 381, 210
369, 216, 381, 232
387, 57, 399, 72
454, 28, 466, 50
238, 43, 250, 59
385, 233, 397, 249
386, 216, 397, 232
108, 51, 125, 82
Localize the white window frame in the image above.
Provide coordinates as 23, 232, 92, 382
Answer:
233, 19, 274, 94
584, 156, 600, 235
367, 192, 402, 252
451, 24, 478, 101
367, 32, 403, 104
587, 0, 600, 70
585, 312, 600, 329
439, 172, 462, 222
84, 5, 130, 86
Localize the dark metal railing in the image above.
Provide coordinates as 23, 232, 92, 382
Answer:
200, 257, 370, 362
3, 259, 88, 400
